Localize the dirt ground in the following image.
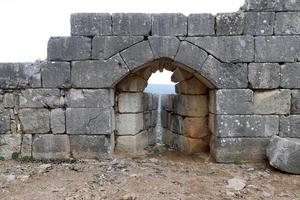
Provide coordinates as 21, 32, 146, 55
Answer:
0, 147, 299, 200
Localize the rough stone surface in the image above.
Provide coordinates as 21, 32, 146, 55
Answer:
242, 0, 285, 11
32, 134, 70, 160
186, 36, 254, 63
21, 134, 32, 157
152, 14, 187, 36
112, 13, 151, 36
117, 74, 147, 92
248, 63, 280, 89
71, 54, 129, 88
253, 90, 291, 115
292, 90, 300, 114
66, 89, 114, 108
71, 13, 112, 36
244, 12, 275, 35
175, 77, 208, 95
51, 108, 66, 134
70, 135, 110, 159
255, 36, 300, 62
3, 93, 15, 108
47, 36, 91, 61
173, 95, 208, 117
0, 111, 10, 134
188, 14, 215, 36
118, 92, 144, 113
19, 109, 50, 134
213, 115, 279, 138
66, 108, 113, 135
171, 68, 193, 82
280, 115, 300, 138
281, 63, 300, 89
92, 36, 143, 59
275, 12, 300, 35
0, 134, 21, 158
116, 113, 144, 135
216, 12, 244, 35
41, 62, 71, 88
115, 131, 148, 153
267, 136, 300, 174
148, 36, 180, 59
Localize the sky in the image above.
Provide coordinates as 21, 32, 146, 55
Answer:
0, 0, 245, 84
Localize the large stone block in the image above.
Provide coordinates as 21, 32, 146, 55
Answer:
171, 68, 193, 82
151, 110, 158, 127
117, 74, 147, 92
41, 62, 71, 88
66, 108, 113, 135
175, 77, 208, 95
211, 136, 269, 163
174, 41, 208, 72
216, 12, 244, 35
267, 136, 300, 174
50, 108, 65, 134
244, 12, 275, 35
292, 90, 300, 114
242, 0, 284, 11
0, 134, 21, 158
188, 14, 215, 36
0, 111, 10, 134
173, 94, 208, 117
281, 63, 300, 89
179, 135, 209, 154
19, 89, 63, 108
112, 13, 151, 35
275, 12, 300, 34
255, 36, 300, 62
66, 89, 114, 108
152, 13, 187, 36
47, 36, 91, 61
115, 131, 148, 153
21, 134, 32, 157
19, 109, 50, 134
3, 93, 16, 108
143, 93, 153, 111
143, 111, 152, 129
253, 90, 291, 114
161, 94, 174, 111
116, 113, 143, 135
118, 92, 143, 113
213, 115, 279, 138
0, 63, 41, 89
210, 89, 253, 114
248, 63, 280, 89
71, 13, 112, 36
32, 134, 70, 160
186, 36, 254, 63
148, 36, 180, 59
71, 54, 129, 88
70, 135, 110, 159
92, 36, 143, 59
280, 115, 300, 138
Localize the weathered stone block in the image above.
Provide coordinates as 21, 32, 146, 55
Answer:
175, 77, 207, 95
152, 94, 158, 110
116, 113, 143, 135
41, 62, 71, 88
112, 13, 151, 35
174, 41, 208, 72
161, 110, 169, 129
143, 111, 152, 129
19, 109, 50, 134
275, 12, 300, 34
115, 131, 148, 153
151, 110, 157, 127
242, 0, 284, 11
117, 74, 147, 92
118, 92, 143, 113
188, 14, 215, 36
21, 134, 32, 157
152, 13, 187, 36
281, 63, 300, 89
143, 93, 153, 111
267, 136, 300, 174
292, 90, 300, 114
213, 115, 279, 138
120, 41, 154, 70
134, 67, 153, 81
70, 135, 110, 159
280, 115, 300, 138
255, 36, 300, 62
0, 134, 21, 158
186, 36, 254, 63
253, 90, 291, 114
211, 136, 269, 163
161, 94, 174, 111
244, 12, 275, 35
162, 128, 179, 148
173, 94, 208, 117
71, 13, 112, 36
179, 135, 209, 154
209, 89, 253, 114
0, 111, 10, 134
66, 89, 114, 108
19, 89, 63, 108
148, 36, 180, 59
248, 63, 280, 89
3, 93, 16, 108
32, 134, 70, 160
216, 12, 244, 35
51, 109, 65, 134
71, 54, 129, 88
92, 36, 143, 59
171, 68, 193, 83
47, 36, 91, 61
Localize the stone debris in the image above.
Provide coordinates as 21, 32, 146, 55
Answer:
226, 178, 247, 190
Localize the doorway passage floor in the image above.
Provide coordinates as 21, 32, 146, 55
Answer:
0, 147, 299, 200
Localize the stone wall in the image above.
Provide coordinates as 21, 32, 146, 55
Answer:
0, 0, 300, 162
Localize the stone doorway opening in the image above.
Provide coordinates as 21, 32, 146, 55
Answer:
114, 58, 213, 155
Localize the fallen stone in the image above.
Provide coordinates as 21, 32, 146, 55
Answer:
38, 164, 52, 173
6, 174, 16, 182
227, 178, 246, 190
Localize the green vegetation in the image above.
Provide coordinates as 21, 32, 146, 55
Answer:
20, 156, 34, 161
11, 152, 19, 160
234, 160, 242, 165
0, 156, 4, 161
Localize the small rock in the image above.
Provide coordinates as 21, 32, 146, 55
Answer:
247, 168, 255, 172
226, 178, 246, 190
38, 164, 52, 173
262, 191, 272, 197
149, 158, 158, 163
226, 191, 235, 196
17, 175, 30, 182
6, 174, 16, 182
121, 193, 137, 200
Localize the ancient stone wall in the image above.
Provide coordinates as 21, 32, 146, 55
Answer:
0, 0, 300, 162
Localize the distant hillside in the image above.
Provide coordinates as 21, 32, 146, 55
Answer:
144, 83, 175, 94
